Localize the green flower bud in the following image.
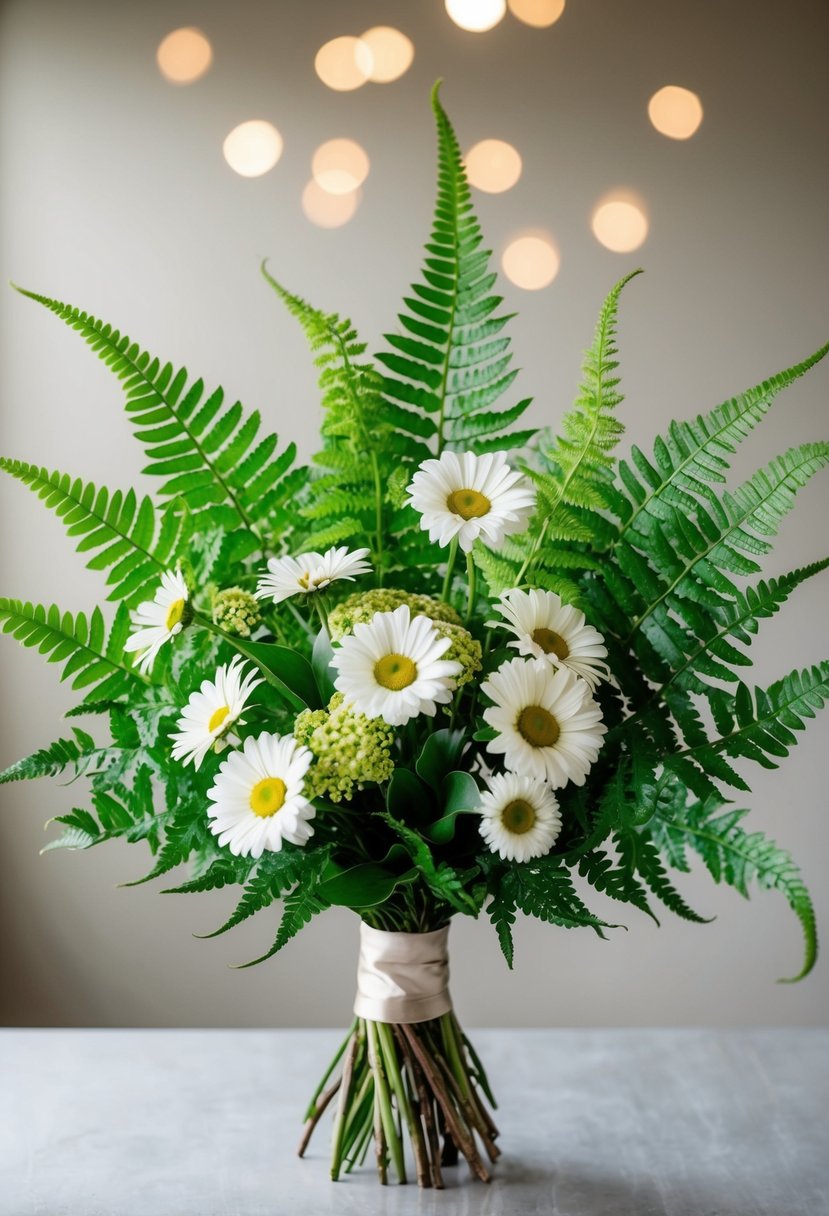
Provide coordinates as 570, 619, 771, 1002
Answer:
212, 587, 262, 639
328, 588, 460, 640
294, 693, 395, 804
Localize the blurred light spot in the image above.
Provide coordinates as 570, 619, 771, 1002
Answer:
648, 85, 703, 139
312, 139, 370, 195
502, 234, 559, 290
465, 139, 522, 193
445, 0, 507, 32
508, 0, 565, 27
315, 36, 373, 91
303, 180, 361, 228
361, 26, 414, 82
591, 195, 648, 252
223, 121, 283, 178
156, 27, 212, 84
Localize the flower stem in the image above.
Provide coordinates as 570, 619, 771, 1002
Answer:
465, 550, 477, 623
441, 536, 459, 604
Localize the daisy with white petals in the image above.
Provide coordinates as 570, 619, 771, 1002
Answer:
331, 604, 462, 727
170, 655, 262, 770
124, 565, 189, 675
482, 657, 606, 788
489, 588, 610, 690
255, 546, 371, 605
478, 772, 562, 863
207, 732, 315, 858
405, 450, 535, 554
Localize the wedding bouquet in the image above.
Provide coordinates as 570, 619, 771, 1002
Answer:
2, 85, 827, 1189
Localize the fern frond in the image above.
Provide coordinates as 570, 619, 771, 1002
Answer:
655, 800, 817, 981
622, 443, 829, 649
0, 459, 190, 607
0, 598, 144, 702
14, 286, 299, 549
670, 662, 829, 788
43, 767, 161, 853
377, 83, 533, 457
499, 859, 614, 935
610, 341, 829, 540
195, 849, 311, 938
0, 729, 97, 784
235, 850, 331, 968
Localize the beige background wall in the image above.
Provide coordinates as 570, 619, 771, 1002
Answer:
1, 0, 827, 1028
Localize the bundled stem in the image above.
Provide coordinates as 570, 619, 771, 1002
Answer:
299, 1013, 498, 1188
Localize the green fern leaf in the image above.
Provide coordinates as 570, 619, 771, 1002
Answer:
377, 83, 533, 456
0, 598, 145, 702
0, 460, 190, 607
14, 286, 298, 548
657, 800, 817, 981
234, 850, 331, 968
195, 849, 311, 939
612, 341, 829, 540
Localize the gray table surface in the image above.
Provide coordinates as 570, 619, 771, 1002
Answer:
1, 1028, 826, 1216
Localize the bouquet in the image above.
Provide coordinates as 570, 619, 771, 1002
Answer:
2, 85, 827, 1189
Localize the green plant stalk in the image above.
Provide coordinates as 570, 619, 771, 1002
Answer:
441, 536, 459, 603
303, 1017, 357, 1120
366, 1018, 406, 1183
465, 550, 477, 623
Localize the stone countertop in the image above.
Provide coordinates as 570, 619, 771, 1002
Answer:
1, 1028, 826, 1215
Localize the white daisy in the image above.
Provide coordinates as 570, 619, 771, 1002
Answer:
170, 655, 263, 770
330, 604, 462, 726
207, 732, 315, 858
123, 565, 189, 675
478, 771, 562, 863
488, 588, 610, 690
481, 657, 606, 788
405, 450, 535, 554
255, 546, 372, 605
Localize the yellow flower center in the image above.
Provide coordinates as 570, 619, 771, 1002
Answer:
208, 705, 231, 733
165, 598, 186, 631
532, 627, 570, 660
517, 705, 560, 748
446, 488, 491, 520
249, 777, 287, 818
501, 798, 537, 835
374, 653, 418, 691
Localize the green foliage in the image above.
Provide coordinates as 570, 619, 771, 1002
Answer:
14, 286, 302, 556
2, 89, 827, 986
0, 459, 190, 608
0, 598, 144, 702
262, 265, 420, 561
473, 271, 639, 598
235, 850, 332, 968
43, 767, 161, 853
653, 799, 817, 981
494, 861, 614, 963
377, 84, 533, 461
667, 663, 829, 792
609, 342, 829, 542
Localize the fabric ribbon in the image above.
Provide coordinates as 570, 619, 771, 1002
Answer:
353, 922, 452, 1024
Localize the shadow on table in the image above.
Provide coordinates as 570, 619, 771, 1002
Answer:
473, 1158, 788, 1216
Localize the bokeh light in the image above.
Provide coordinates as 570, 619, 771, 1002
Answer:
502, 234, 560, 290
156, 27, 212, 84
508, 0, 565, 27
312, 139, 370, 195
465, 139, 522, 193
591, 196, 649, 252
361, 26, 414, 82
648, 85, 704, 140
222, 121, 283, 178
445, 0, 507, 33
314, 36, 373, 91
302, 180, 361, 228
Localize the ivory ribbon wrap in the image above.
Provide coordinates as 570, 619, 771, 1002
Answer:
353, 922, 452, 1024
